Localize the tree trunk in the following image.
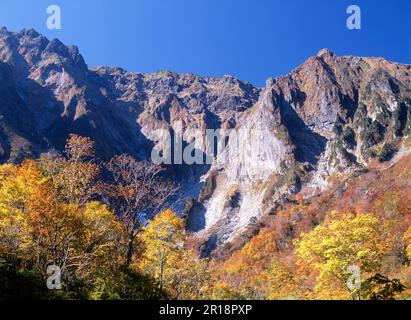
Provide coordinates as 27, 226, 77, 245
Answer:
159, 251, 165, 294
125, 235, 134, 266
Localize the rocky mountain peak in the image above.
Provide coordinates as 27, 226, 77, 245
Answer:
0, 28, 410, 249
316, 48, 335, 58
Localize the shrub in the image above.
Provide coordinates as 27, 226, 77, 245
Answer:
379, 143, 396, 162
361, 119, 384, 148
341, 126, 356, 149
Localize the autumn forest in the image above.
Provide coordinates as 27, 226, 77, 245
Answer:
0, 134, 410, 300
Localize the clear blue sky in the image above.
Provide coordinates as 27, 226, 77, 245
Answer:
0, 0, 410, 86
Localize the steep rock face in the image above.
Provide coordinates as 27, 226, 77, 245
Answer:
0, 27, 410, 249
200, 84, 295, 241
198, 49, 411, 247
0, 27, 259, 163
93, 68, 260, 153
0, 27, 149, 160
268, 49, 411, 194
92, 67, 260, 184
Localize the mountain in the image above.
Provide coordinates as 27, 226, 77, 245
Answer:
0, 27, 410, 252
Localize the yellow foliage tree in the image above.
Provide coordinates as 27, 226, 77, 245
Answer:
0, 160, 123, 283
0, 163, 34, 262
73, 201, 124, 280
138, 210, 209, 299
264, 258, 304, 300
294, 212, 387, 300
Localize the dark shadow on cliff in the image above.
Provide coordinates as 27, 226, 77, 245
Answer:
0, 62, 52, 163
185, 200, 206, 233
279, 97, 327, 166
